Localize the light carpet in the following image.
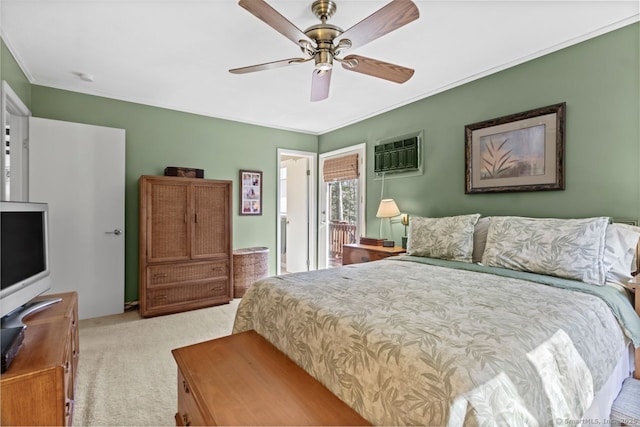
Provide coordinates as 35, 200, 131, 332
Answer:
73, 299, 240, 427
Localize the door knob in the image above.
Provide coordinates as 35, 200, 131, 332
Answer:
105, 229, 123, 235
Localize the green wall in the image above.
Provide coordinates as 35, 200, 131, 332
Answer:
1, 39, 31, 109
28, 87, 317, 302
319, 23, 640, 245
3, 23, 639, 304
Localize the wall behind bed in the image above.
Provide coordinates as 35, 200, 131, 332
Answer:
319, 22, 639, 245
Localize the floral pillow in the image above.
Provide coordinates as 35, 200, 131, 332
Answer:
603, 223, 640, 284
407, 214, 480, 262
481, 216, 610, 285
472, 216, 492, 263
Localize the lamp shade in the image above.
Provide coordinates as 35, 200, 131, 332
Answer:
376, 199, 400, 218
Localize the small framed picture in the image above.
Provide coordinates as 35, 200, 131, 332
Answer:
239, 170, 262, 215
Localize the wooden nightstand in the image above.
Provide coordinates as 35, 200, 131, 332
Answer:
627, 276, 640, 313
625, 276, 640, 380
342, 244, 406, 265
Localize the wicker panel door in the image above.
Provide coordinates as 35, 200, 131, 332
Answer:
145, 179, 191, 263
192, 181, 231, 259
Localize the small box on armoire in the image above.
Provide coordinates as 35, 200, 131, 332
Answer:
164, 167, 204, 178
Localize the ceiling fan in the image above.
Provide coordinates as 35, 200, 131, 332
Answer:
229, 0, 420, 102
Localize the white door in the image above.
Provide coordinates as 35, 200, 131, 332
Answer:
276, 149, 317, 275
28, 117, 125, 320
318, 144, 366, 269
284, 157, 309, 273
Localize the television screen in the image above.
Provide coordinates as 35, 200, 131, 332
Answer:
1, 211, 47, 289
1, 201, 55, 323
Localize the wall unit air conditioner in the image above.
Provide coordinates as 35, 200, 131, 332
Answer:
374, 133, 421, 175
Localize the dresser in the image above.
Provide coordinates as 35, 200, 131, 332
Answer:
0, 292, 79, 426
139, 175, 233, 317
342, 243, 406, 265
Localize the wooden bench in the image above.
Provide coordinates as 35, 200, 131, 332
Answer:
171, 330, 370, 426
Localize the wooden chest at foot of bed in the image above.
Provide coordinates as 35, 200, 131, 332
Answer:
171, 330, 370, 426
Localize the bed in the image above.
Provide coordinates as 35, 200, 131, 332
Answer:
233, 215, 640, 426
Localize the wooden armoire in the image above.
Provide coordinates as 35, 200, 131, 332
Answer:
138, 175, 233, 317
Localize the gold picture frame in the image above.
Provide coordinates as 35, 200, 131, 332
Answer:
465, 102, 565, 194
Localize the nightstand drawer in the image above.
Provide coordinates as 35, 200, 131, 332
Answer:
343, 248, 382, 264
342, 244, 405, 265
177, 368, 206, 427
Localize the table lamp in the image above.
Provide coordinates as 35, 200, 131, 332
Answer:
376, 199, 400, 240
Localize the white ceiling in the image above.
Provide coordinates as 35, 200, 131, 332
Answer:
1, 1, 638, 135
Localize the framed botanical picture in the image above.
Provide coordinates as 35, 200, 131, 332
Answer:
239, 170, 262, 215
465, 102, 565, 194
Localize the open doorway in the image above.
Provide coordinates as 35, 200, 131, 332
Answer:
277, 149, 317, 275
318, 144, 366, 269
1, 81, 31, 201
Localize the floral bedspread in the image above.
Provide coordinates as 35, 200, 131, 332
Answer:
232, 258, 631, 426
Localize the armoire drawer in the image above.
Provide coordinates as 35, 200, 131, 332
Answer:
147, 261, 228, 286
146, 280, 229, 309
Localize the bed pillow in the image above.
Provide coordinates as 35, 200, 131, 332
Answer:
407, 214, 480, 262
603, 223, 640, 284
481, 216, 610, 285
472, 216, 491, 263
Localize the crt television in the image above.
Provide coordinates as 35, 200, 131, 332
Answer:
1, 201, 53, 321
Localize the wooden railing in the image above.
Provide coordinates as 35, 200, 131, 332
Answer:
329, 222, 356, 260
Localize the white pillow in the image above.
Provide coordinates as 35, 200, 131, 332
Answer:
482, 216, 610, 285
603, 223, 640, 284
407, 214, 480, 262
472, 216, 491, 263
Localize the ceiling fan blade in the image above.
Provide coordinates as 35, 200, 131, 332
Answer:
338, 0, 419, 50
238, 0, 312, 46
229, 58, 309, 74
341, 55, 414, 84
310, 69, 332, 102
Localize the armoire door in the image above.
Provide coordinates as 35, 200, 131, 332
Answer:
144, 178, 191, 263
191, 181, 231, 259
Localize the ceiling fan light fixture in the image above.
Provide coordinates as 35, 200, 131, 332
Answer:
314, 50, 333, 71
315, 63, 332, 71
